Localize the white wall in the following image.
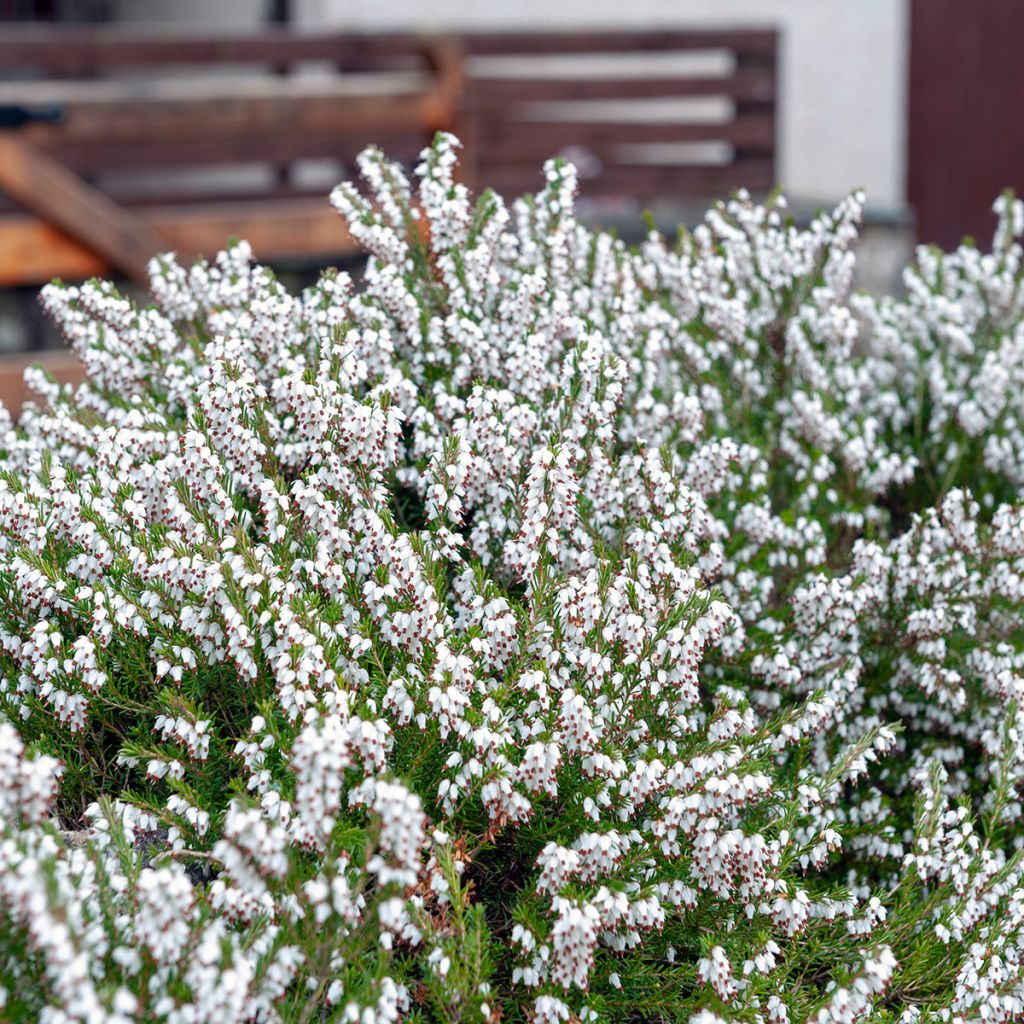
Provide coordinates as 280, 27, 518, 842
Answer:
293, 0, 910, 212
112, 0, 268, 28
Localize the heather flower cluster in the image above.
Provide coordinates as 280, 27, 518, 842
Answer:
1, 133, 1023, 1023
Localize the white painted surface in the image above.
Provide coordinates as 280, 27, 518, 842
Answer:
111, 0, 267, 29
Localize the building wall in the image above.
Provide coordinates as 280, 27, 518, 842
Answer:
110, 0, 267, 29
293, 0, 910, 213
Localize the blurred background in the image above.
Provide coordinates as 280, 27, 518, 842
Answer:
0, 0, 1020, 398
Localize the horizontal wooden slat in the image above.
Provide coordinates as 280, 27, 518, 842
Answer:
0, 28, 776, 73
0, 198, 361, 288
37, 130, 428, 175
461, 30, 777, 58
479, 156, 775, 200
468, 69, 775, 105
0, 29, 433, 72
2, 74, 430, 107
7, 85, 443, 144
84, 177, 427, 212
478, 115, 775, 162
0, 351, 85, 413
155, 199, 360, 262
35, 115, 773, 177
0, 183, 324, 217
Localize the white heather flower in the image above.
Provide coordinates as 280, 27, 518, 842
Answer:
356, 778, 427, 888
289, 711, 353, 849
0, 716, 59, 822
2, 131, 1024, 1023
533, 994, 572, 1024
698, 945, 739, 1002
549, 899, 601, 990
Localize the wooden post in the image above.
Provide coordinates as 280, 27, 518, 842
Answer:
733, 35, 778, 190
422, 37, 475, 189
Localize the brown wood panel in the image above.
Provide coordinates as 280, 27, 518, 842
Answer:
479, 156, 774, 200
0, 198, 360, 287
8, 86, 441, 144
909, 0, 1024, 248
468, 69, 775, 106
36, 130, 427, 175
0, 351, 85, 413
478, 115, 775, 163
461, 30, 777, 57
0, 29, 431, 73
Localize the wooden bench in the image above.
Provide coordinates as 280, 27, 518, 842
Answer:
0, 28, 461, 287
0, 26, 777, 290
0, 26, 777, 410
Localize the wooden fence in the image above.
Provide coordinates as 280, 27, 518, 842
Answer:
0, 29, 460, 287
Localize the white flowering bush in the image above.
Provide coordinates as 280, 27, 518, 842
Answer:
2, 133, 1024, 1023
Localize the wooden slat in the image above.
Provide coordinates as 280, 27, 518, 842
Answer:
0, 28, 431, 73
8, 85, 441, 144
461, 30, 778, 57
478, 115, 775, 162
37, 130, 428, 175
0, 137, 166, 285
5, 176, 440, 215
0, 27, 777, 72
0, 219, 107, 283
468, 69, 775, 105
479, 156, 775, 200
0, 184, 328, 217
0, 198, 361, 287
0, 351, 85, 413
155, 199, 359, 261
2, 75, 430, 108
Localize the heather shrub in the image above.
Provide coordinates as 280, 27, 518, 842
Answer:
1, 133, 1024, 1023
